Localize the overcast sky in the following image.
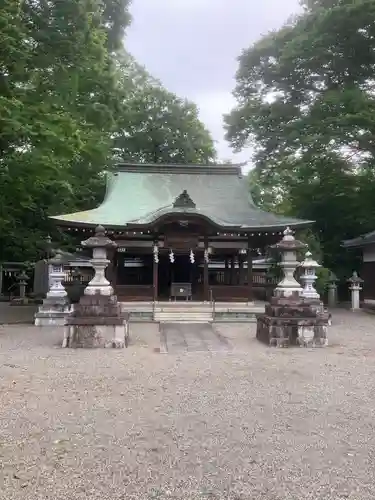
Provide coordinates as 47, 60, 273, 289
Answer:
127, 0, 300, 167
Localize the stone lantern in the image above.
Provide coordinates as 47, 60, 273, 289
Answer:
17, 269, 29, 300
348, 271, 363, 311
299, 251, 321, 300
47, 252, 68, 299
327, 271, 339, 308
256, 228, 328, 348
81, 225, 116, 296
274, 227, 307, 297
63, 225, 129, 349
34, 252, 70, 326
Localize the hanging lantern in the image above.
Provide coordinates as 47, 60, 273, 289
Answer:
153, 244, 159, 263
169, 250, 175, 263
189, 249, 195, 264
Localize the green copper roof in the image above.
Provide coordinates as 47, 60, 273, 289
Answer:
50, 163, 313, 230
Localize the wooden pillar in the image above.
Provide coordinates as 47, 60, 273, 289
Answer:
111, 250, 118, 288
247, 238, 253, 301
225, 258, 229, 285
106, 248, 116, 288
230, 257, 235, 285
153, 247, 158, 302
239, 256, 244, 285
204, 236, 209, 301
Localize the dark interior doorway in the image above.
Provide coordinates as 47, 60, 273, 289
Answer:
158, 254, 170, 299
173, 254, 191, 283
158, 253, 193, 299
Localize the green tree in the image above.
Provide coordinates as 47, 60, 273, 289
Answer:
102, 0, 132, 52
0, 0, 215, 265
113, 53, 217, 164
225, 0, 375, 276
0, 0, 130, 262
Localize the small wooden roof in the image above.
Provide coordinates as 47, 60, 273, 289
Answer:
342, 230, 375, 248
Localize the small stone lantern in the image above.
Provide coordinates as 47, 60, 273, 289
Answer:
82, 225, 116, 296
347, 271, 363, 311
299, 251, 321, 300
327, 271, 339, 308
274, 227, 307, 297
47, 252, 68, 299
34, 252, 70, 326
17, 270, 29, 300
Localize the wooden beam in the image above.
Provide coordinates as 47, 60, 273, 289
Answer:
239, 256, 244, 285
230, 257, 235, 285
224, 258, 229, 285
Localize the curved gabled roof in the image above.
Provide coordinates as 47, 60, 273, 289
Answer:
342, 230, 375, 248
50, 163, 313, 231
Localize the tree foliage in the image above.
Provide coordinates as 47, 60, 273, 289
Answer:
225, 0, 375, 275
0, 0, 125, 261
0, 1, 216, 263
113, 53, 216, 164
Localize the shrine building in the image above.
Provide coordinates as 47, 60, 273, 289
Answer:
51, 163, 312, 302
342, 230, 375, 301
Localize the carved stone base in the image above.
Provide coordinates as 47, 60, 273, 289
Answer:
63, 292, 128, 348
34, 296, 71, 327
256, 292, 328, 348
63, 324, 126, 348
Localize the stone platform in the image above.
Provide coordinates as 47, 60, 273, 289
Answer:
64, 293, 129, 348
256, 294, 329, 347
34, 296, 70, 327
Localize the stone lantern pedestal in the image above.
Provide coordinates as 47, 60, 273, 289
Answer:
256, 228, 329, 348
63, 225, 129, 348
34, 253, 71, 326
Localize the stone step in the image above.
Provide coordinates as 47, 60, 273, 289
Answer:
154, 311, 213, 323
155, 316, 213, 321
155, 306, 212, 314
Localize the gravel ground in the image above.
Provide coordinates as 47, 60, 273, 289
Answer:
1, 312, 375, 500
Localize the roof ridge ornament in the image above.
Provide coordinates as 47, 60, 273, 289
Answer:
173, 190, 196, 209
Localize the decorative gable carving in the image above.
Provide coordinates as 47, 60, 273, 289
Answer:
173, 190, 196, 209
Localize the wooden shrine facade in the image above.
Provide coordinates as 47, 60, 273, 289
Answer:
51, 162, 312, 301
65, 218, 283, 302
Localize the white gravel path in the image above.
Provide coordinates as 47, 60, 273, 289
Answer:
1, 312, 375, 499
